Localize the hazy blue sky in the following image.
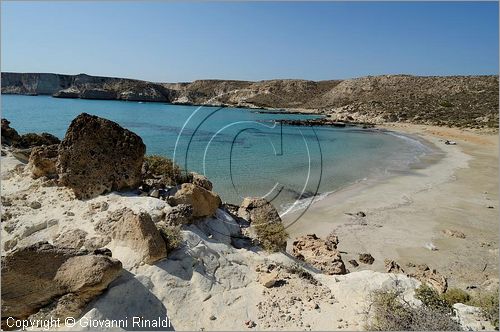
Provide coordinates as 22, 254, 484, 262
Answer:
2, 1, 498, 82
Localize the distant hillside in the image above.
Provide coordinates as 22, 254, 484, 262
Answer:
2, 72, 498, 128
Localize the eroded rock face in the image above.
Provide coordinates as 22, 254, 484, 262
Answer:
95, 208, 167, 265
80, 88, 116, 100
291, 234, 347, 275
238, 197, 281, 224
171, 183, 221, 218
57, 113, 146, 199
27, 144, 59, 179
1, 242, 122, 322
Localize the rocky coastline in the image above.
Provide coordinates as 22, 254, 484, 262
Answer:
1, 114, 497, 331
2, 72, 498, 129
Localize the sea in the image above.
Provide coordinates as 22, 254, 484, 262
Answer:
1, 94, 431, 214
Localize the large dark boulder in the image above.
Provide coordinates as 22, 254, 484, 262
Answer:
57, 113, 146, 199
1, 119, 20, 146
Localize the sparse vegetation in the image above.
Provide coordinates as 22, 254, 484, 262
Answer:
158, 224, 183, 252
143, 155, 191, 185
367, 285, 461, 331
414, 283, 452, 312
469, 288, 499, 330
442, 287, 471, 306
252, 216, 288, 252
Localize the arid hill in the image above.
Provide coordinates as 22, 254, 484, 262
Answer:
2, 72, 498, 128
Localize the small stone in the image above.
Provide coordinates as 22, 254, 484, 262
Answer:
149, 189, 160, 198
66, 211, 75, 216
259, 271, 279, 288
359, 253, 374, 264
30, 201, 41, 209
209, 315, 216, 321
348, 259, 359, 267
356, 211, 366, 217
100, 202, 109, 211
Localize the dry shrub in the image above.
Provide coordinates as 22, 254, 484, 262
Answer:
157, 224, 183, 252
414, 283, 452, 311
469, 288, 499, 330
252, 216, 288, 252
143, 155, 191, 185
442, 287, 471, 306
367, 285, 461, 331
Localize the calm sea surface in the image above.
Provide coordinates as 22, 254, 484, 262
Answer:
1, 95, 430, 212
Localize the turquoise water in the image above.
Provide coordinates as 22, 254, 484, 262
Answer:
1, 95, 430, 212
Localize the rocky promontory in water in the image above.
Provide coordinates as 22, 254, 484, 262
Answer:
1, 114, 497, 331
2, 72, 498, 129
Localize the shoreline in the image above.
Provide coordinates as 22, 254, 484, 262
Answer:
279, 126, 442, 216
283, 123, 499, 288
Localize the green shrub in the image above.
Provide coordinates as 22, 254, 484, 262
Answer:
367, 286, 461, 331
470, 288, 499, 330
252, 217, 288, 252
158, 224, 183, 252
442, 287, 471, 306
143, 155, 191, 185
415, 283, 452, 312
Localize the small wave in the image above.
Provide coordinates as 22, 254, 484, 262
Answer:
384, 130, 431, 153
279, 191, 331, 216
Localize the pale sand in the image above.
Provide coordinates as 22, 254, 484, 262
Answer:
283, 124, 499, 288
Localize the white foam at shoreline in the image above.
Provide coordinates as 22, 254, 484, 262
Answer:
279, 130, 437, 216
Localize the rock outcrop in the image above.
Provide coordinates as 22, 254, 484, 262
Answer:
238, 197, 281, 224
27, 144, 59, 179
164, 204, 194, 225
15, 132, 60, 149
384, 259, 405, 274
409, 264, 448, 294
79, 88, 116, 100
359, 253, 375, 265
57, 113, 146, 199
292, 234, 347, 275
1, 119, 20, 146
1, 242, 122, 323
170, 183, 221, 218
95, 208, 167, 265
191, 172, 213, 191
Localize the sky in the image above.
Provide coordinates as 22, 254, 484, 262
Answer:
1, 1, 498, 82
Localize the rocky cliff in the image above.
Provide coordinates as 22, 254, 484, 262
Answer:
2, 72, 498, 128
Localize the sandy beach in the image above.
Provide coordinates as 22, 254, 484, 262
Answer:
283, 124, 499, 288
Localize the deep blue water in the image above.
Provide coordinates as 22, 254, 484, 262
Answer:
1, 95, 430, 212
